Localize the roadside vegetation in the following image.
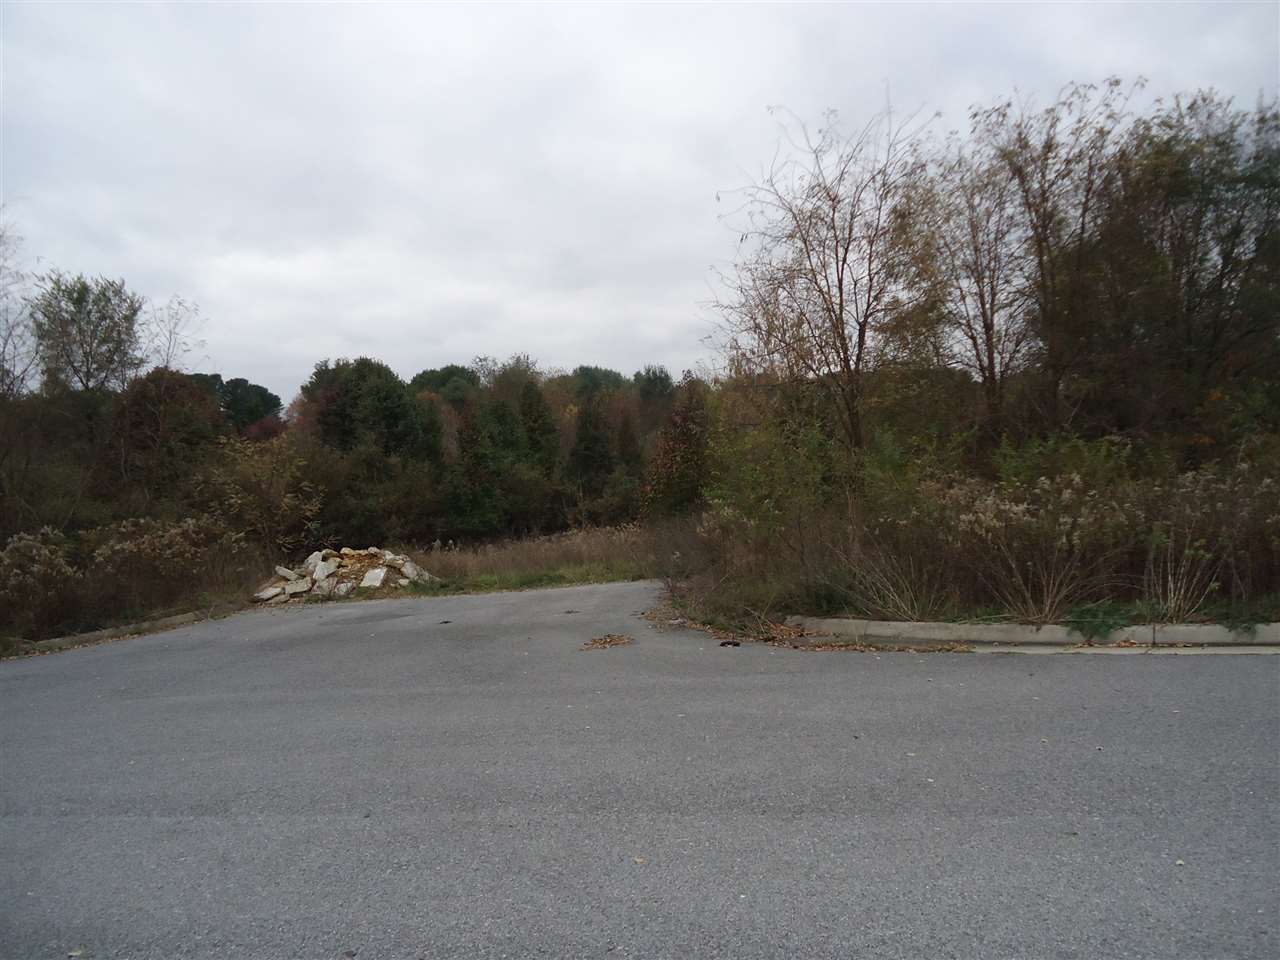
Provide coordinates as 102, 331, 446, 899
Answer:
402, 520, 705, 595
1, 78, 1276, 645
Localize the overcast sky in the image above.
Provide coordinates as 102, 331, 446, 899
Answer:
3, 1, 1277, 402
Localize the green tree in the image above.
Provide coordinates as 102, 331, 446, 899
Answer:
1084, 93, 1280, 446
617, 409, 643, 476
571, 365, 625, 400
411, 364, 480, 412
30, 272, 146, 393
109, 367, 226, 506
301, 357, 439, 461
567, 399, 615, 498
221, 378, 282, 432
643, 376, 710, 515
633, 364, 675, 431
189, 372, 224, 404
974, 78, 1138, 432
197, 435, 321, 551
190, 373, 283, 433
444, 408, 506, 537
410, 364, 480, 393
519, 380, 560, 477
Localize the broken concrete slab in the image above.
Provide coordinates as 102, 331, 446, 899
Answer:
312, 558, 340, 582
283, 577, 313, 597
359, 567, 387, 589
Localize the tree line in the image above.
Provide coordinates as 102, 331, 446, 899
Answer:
720, 80, 1278, 463
0, 236, 703, 548
700, 80, 1278, 626
1, 77, 1276, 640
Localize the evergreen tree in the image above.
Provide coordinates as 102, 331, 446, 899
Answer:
519, 380, 559, 477
567, 399, 615, 498
643, 376, 709, 515
300, 357, 437, 461
571, 365, 625, 400
633, 364, 675, 431
220, 378, 282, 433
617, 409, 643, 476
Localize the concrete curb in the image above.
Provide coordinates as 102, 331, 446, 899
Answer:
14, 611, 210, 657
784, 616, 1279, 648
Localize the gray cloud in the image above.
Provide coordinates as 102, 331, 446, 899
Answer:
4, 1, 1276, 401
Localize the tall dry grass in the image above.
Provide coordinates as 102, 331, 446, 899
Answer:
403, 517, 707, 592
680, 459, 1280, 629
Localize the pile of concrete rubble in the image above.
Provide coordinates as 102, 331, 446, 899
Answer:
252, 547, 438, 604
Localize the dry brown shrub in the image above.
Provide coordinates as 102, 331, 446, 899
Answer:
0, 527, 79, 638
1140, 463, 1279, 621
942, 474, 1140, 623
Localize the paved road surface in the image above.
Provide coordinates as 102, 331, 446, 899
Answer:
2, 581, 1277, 959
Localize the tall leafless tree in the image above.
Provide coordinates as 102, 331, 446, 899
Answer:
0, 217, 35, 400
143, 294, 207, 372
917, 130, 1029, 439
718, 107, 930, 455
974, 78, 1140, 430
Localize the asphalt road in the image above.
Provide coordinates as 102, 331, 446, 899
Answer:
2, 581, 1277, 960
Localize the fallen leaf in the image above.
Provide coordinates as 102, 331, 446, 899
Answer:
582, 634, 633, 650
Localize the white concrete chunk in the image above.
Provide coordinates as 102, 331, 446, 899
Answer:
283, 577, 313, 596
359, 567, 387, 589
313, 558, 340, 582
399, 559, 438, 583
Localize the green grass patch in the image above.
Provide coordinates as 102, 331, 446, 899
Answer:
1063, 601, 1142, 641
1196, 593, 1280, 636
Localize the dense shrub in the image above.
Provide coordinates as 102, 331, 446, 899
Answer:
681, 453, 1280, 628
85, 515, 248, 616
942, 474, 1138, 623
196, 436, 321, 551
1138, 463, 1280, 620
0, 528, 80, 639
108, 367, 225, 507
0, 516, 264, 641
